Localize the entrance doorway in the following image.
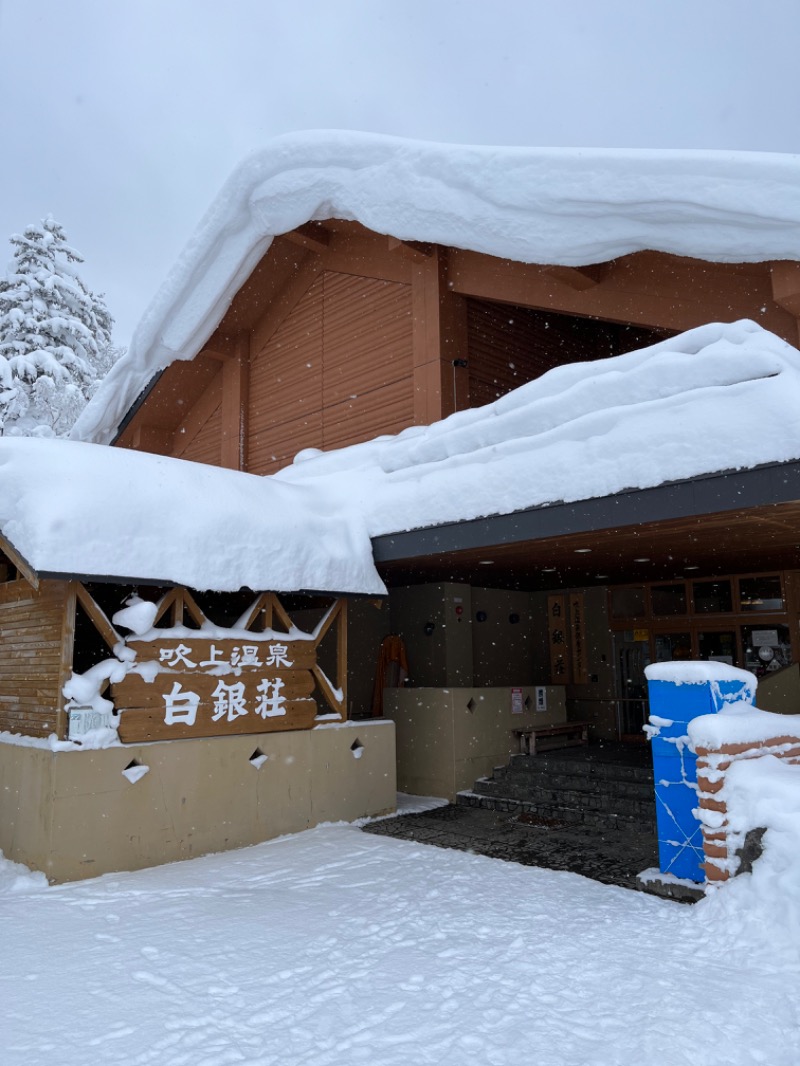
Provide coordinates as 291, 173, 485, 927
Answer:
615, 637, 650, 740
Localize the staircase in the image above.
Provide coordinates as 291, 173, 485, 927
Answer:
457, 745, 657, 834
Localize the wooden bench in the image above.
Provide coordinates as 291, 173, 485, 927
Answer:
513, 721, 590, 755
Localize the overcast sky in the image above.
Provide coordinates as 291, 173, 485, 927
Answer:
1, 0, 799, 346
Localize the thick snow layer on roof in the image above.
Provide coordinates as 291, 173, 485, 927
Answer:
0, 438, 383, 594
72, 130, 800, 446
13, 321, 800, 597
276, 320, 800, 539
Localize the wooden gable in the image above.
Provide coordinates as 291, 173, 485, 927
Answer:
115, 219, 800, 475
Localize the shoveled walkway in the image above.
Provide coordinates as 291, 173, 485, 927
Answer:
363, 743, 660, 892
363, 802, 658, 890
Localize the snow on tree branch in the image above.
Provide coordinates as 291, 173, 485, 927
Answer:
0, 217, 118, 436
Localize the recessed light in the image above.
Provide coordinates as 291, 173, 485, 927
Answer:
478, 560, 494, 565
574, 548, 592, 554
633, 557, 650, 563
542, 567, 557, 572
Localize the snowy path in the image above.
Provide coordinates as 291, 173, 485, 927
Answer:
1, 823, 797, 1066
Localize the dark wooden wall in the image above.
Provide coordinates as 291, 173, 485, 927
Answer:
466, 299, 670, 408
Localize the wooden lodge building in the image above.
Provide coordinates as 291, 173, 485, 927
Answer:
4, 133, 800, 880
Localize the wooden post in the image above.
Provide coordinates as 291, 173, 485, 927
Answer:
58, 583, 78, 740
221, 333, 250, 471
411, 247, 469, 425
338, 598, 348, 720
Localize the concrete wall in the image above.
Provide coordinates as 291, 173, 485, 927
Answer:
385, 686, 566, 800
0, 720, 396, 883
472, 588, 537, 686
388, 582, 617, 745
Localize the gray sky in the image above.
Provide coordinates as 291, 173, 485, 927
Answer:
1, 0, 799, 346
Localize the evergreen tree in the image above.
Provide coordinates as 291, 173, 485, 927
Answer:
0, 217, 114, 436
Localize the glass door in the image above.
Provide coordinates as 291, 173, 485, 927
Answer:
615, 637, 651, 739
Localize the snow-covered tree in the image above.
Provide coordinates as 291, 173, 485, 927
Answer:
0, 217, 115, 436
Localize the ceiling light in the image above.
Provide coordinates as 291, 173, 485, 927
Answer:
574, 548, 592, 554
542, 567, 557, 573
478, 560, 494, 565
685, 565, 699, 571
633, 557, 650, 563
595, 574, 609, 580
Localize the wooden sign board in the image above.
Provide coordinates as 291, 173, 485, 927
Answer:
569, 593, 588, 685
547, 594, 569, 683
113, 637, 318, 743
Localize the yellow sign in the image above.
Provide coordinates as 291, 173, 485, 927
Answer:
633, 629, 650, 642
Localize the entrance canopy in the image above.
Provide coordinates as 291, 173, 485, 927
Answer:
372, 464, 800, 590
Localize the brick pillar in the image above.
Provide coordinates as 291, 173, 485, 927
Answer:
695, 734, 800, 882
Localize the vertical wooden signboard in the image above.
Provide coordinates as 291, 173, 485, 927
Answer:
569, 593, 588, 685
547, 594, 569, 684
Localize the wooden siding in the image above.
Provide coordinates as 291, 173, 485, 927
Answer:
248, 270, 412, 474
467, 299, 668, 408
0, 580, 68, 737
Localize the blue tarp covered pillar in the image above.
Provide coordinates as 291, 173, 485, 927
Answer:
644, 662, 757, 882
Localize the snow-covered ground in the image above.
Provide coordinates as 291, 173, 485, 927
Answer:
2, 797, 798, 1066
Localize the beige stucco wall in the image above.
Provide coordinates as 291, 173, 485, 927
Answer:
0, 720, 396, 883
384, 685, 566, 800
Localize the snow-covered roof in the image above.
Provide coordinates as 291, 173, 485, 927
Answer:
72, 130, 800, 446
275, 320, 800, 540
0, 438, 383, 594
7, 321, 800, 597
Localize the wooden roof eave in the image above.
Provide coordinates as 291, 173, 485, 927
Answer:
28, 568, 379, 600
0, 532, 40, 591
372, 460, 800, 565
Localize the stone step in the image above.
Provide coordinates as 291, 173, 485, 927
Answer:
470, 776, 656, 821
457, 790, 656, 833
506, 752, 654, 785
489, 764, 655, 799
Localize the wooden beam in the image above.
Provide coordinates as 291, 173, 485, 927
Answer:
312, 664, 344, 718
199, 347, 237, 362
280, 223, 331, 254
338, 597, 347, 719
153, 588, 179, 626
387, 236, 434, 262
0, 533, 39, 591
76, 584, 120, 651
58, 583, 78, 739
546, 264, 606, 291
268, 593, 295, 634
172, 367, 223, 459
771, 262, 800, 317
448, 248, 799, 343
180, 588, 207, 628
130, 424, 174, 455
220, 333, 249, 471
251, 253, 324, 355
236, 593, 269, 631
411, 246, 470, 423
